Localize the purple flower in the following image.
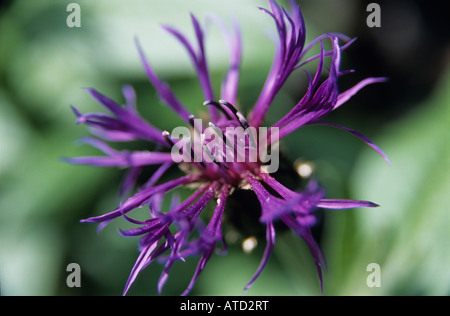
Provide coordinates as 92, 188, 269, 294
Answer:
66, 0, 388, 295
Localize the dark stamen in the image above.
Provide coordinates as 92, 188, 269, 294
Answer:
203, 144, 229, 170
203, 100, 233, 120
188, 114, 203, 133
162, 131, 175, 147
218, 100, 257, 148
186, 137, 206, 168
208, 122, 232, 152
218, 100, 249, 130
188, 114, 196, 128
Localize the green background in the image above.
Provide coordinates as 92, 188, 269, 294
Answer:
0, 0, 448, 296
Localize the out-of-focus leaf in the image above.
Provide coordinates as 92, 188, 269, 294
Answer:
324, 71, 450, 295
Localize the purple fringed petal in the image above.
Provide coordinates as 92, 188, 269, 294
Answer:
157, 182, 222, 294
122, 184, 214, 295
275, 36, 342, 140
250, 0, 306, 128
247, 174, 288, 221
179, 184, 230, 296
273, 41, 326, 128
251, 174, 325, 222
247, 172, 327, 292
123, 226, 175, 295
73, 89, 166, 145
295, 35, 355, 70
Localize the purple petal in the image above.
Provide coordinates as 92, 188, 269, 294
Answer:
122, 85, 137, 111
246, 174, 287, 221
119, 220, 160, 236
79, 88, 166, 145
311, 121, 391, 166
134, 38, 193, 123
258, 172, 297, 199
243, 222, 275, 291
62, 156, 126, 167
123, 241, 159, 295
159, 182, 221, 294
317, 199, 379, 209
280, 214, 326, 294
84, 87, 126, 117
250, 0, 306, 128
75, 136, 119, 155
81, 174, 202, 223
176, 185, 230, 296
181, 248, 214, 296
64, 151, 174, 168
119, 167, 142, 199
334, 77, 388, 110
210, 15, 242, 105
296, 35, 356, 70
274, 36, 342, 140
88, 128, 142, 142
161, 16, 219, 121
273, 42, 325, 128
141, 162, 173, 189
70, 105, 84, 122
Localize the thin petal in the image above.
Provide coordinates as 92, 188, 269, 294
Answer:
159, 182, 221, 294
280, 214, 326, 294
123, 241, 158, 295
243, 222, 275, 291
81, 174, 202, 223
334, 77, 388, 110
75, 136, 118, 155
317, 199, 379, 209
162, 16, 219, 121
250, 0, 306, 128
80, 88, 166, 145
210, 14, 242, 105
273, 42, 325, 128
84, 87, 126, 117
63, 151, 173, 168
141, 162, 173, 189
119, 167, 142, 199
311, 121, 391, 166
135, 38, 193, 123
122, 85, 137, 111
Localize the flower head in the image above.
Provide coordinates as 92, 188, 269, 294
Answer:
66, 0, 388, 295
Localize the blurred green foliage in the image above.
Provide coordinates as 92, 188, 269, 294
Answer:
0, 0, 448, 296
